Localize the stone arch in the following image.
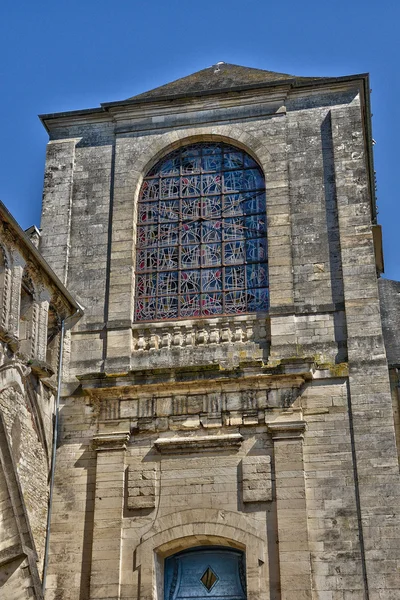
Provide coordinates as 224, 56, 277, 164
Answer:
131, 127, 274, 203
130, 509, 268, 600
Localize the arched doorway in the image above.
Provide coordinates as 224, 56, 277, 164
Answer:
164, 546, 247, 599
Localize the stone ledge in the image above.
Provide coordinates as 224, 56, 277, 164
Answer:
92, 431, 131, 451
154, 433, 243, 454
267, 420, 306, 440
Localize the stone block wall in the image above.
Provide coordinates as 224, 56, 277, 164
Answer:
0, 205, 78, 599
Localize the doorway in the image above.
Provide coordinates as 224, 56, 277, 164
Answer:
164, 546, 247, 599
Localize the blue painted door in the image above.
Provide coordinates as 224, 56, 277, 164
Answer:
164, 547, 247, 599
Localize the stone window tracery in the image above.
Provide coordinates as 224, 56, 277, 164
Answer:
135, 142, 268, 321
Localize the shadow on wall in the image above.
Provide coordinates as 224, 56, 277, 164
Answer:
321, 112, 348, 364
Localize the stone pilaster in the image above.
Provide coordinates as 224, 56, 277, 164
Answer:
268, 421, 312, 600
90, 431, 130, 600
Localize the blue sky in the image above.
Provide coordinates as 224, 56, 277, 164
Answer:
0, 0, 398, 280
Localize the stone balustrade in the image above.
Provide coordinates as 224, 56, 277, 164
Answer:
131, 313, 269, 352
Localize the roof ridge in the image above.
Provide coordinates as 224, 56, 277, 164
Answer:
125, 62, 318, 102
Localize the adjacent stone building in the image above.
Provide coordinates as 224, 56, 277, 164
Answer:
1, 62, 400, 600
0, 202, 81, 599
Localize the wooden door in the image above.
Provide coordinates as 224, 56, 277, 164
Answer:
164, 547, 247, 599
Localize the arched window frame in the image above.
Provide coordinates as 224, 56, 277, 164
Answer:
19, 269, 38, 359
135, 142, 269, 322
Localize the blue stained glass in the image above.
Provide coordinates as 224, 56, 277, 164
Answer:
181, 145, 201, 157
160, 177, 180, 198
159, 154, 180, 176
202, 155, 222, 172
140, 178, 159, 201
202, 196, 222, 218
243, 169, 264, 190
159, 200, 179, 222
225, 290, 247, 314
138, 202, 158, 224
202, 243, 221, 267
224, 152, 244, 169
136, 273, 157, 297
201, 292, 223, 315
225, 266, 245, 289
159, 223, 179, 246
180, 270, 200, 293
137, 248, 158, 271
181, 245, 201, 269
135, 142, 268, 321
223, 194, 245, 217
202, 173, 222, 195
180, 294, 200, 317
245, 215, 266, 238
138, 225, 158, 247
244, 191, 265, 214
244, 154, 259, 168
158, 247, 178, 270
247, 288, 269, 312
157, 296, 178, 319
224, 217, 245, 240
181, 221, 201, 245
182, 197, 200, 220
202, 221, 222, 243
247, 264, 268, 288
246, 239, 267, 262
202, 269, 222, 292
223, 170, 243, 193
182, 175, 201, 196
158, 271, 178, 295
202, 144, 222, 155
136, 296, 157, 320
224, 240, 245, 265
182, 155, 201, 174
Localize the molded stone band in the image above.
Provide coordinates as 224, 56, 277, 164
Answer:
154, 433, 243, 453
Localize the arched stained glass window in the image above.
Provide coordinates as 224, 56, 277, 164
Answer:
135, 142, 268, 321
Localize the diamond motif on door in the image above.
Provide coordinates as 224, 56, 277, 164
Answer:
200, 566, 218, 592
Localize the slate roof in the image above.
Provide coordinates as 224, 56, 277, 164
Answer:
127, 62, 322, 102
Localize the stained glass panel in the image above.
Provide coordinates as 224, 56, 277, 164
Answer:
135, 142, 268, 321
202, 269, 222, 292
180, 270, 200, 293
158, 271, 178, 295
160, 178, 180, 198
182, 197, 200, 220
182, 175, 201, 197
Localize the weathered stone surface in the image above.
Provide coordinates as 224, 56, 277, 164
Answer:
0, 203, 80, 598
242, 455, 272, 502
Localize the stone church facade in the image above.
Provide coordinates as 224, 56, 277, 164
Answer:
1, 63, 400, 600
